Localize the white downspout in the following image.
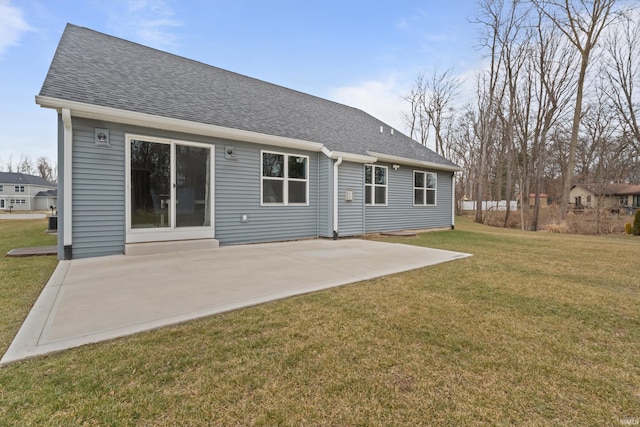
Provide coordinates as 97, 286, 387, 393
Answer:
62, 108, 73, 257
451, 172, 456, 229
333, 156, 343, 239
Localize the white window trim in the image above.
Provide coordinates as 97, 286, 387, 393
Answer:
260, 150, 310, 206
125, 133, 215, 244
365, 164, 388, 206
413, 170, 437, 206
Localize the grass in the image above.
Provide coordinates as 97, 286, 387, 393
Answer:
1, 217, 639, 426
0, 220, 57, 354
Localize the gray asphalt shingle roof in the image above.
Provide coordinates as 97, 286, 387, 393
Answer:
0, 172, 55, 187
40, 24, 458, 169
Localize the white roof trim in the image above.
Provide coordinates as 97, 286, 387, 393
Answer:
36, 96, 325, 152
321, 147, 377, 163
366, 151, 462, 172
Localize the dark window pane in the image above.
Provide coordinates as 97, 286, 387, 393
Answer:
375, 187, 386, 204
263, 179, 284, 203
130, 139, 171, 228
288, 181, 306, 203
288, 156, 307, 179
415, 189, 424, 205
365, 165, 372, 184
365, 185, 372, 204
263, 153, 284, 177
427, 173, 436, 189
375, 167, 386, 185
176, 145, 210, 227
426, 189, 436, 205
415, 172, 424, 188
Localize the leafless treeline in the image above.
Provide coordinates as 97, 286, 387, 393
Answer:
405, 0, 640, 230
2, 154, 57, 184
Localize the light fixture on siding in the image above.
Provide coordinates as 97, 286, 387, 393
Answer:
95, 128, 110, 147
225, 145, 237, 160
393, 164, 400, 170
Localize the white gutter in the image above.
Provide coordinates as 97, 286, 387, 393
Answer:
61, 108, 73, 251
36, 96, 325, 153
321, 147, 377, 164
333, 157, 343, 239
366, 151, 463, 172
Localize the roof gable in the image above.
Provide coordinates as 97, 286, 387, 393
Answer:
39, 24, 458, 169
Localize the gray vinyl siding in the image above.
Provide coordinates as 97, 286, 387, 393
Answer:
71, 118, 126, 258
65, 118, 323, 257
318, 154, 332, 238
365, 164, 453, 233
215, 143, 319, 245
337, 161, 365, 236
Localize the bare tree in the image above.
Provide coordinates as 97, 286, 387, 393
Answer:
405, 68, 461, 155
17, 154, 35, 175
404, 73, 428, 146
36, 156, 56, 183
603, 12, 640, 152
533, 0, 619, 218
5, 155, 14, 173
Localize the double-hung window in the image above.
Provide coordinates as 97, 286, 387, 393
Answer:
15, 185, 25, 193
414, 171, 437, 206
365, 165, 387, 205
261, 151, 308, 205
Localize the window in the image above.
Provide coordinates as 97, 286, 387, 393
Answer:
261, 151, 308, 205
0, 185, 3, 191
634, 195, 640, 208
15, 185, 25, 193
365, 165, 387, 205
414, 171, 437, 206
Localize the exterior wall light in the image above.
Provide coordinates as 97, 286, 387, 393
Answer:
95, 128, 110, 147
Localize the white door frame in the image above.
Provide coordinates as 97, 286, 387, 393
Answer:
125, 133, 215, 244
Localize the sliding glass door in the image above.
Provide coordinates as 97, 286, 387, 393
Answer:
127, 135, 213, 242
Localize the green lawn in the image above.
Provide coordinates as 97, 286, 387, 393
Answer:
1, 217, 639, 426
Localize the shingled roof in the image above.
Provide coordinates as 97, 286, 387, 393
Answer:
0, 172, 55, 187
572, 183, 640, 196
38, 24, 458, 170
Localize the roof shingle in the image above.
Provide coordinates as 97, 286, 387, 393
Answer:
39, 24, 458, 169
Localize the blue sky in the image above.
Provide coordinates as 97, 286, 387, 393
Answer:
0, 0, 483, 168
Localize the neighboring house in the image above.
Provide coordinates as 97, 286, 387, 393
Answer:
570, 183, 640, 213
37, 24, 461, 260
0, 172, 57, 211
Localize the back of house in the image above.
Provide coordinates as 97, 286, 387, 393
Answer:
37, 24, 460, 259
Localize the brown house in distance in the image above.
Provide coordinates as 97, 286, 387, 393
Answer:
569, 183, 640, 214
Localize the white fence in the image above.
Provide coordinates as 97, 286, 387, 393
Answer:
461, 200, 518, 211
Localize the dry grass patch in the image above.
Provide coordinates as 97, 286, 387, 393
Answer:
0, 219, 57, 354
0, 217, 639, 425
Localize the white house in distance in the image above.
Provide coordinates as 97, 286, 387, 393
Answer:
36, 24, 461, 260
0, 172, 57, 212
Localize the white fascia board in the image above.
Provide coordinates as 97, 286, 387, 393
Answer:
321, 147, 377, 163
36, 96, 325, 153
366, 151, 463, 172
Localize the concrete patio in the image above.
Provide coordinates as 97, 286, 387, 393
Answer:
1, 238, 471, 366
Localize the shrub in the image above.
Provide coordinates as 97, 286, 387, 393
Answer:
634, 210, 640, 235
546, 222, 569, 233
625, 223, 633, 234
